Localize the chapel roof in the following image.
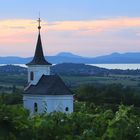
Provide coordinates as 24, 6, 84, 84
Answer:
23, 75, 73, 95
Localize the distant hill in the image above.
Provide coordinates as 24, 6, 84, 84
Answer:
56, 52, 83, 58
0, 63, 140, 76
51, 63, 109, 76
91, 52, 140, 63
0, 52, 140, 64
51, 63, 140, 76
0, 65, 27, 74
0, 56, 31, 64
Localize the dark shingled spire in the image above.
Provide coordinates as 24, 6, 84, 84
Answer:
26, 18, 52, 66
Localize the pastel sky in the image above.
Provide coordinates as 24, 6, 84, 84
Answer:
0, 0, 140, 57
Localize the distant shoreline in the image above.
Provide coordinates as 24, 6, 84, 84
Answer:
88, 64, 140, 70
1, 63, 140, 70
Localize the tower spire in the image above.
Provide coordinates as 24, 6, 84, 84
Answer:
26, 17, 52, 66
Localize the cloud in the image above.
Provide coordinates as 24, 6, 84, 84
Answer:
47, 17, 140, 32
0, 17, 140, 56
8, 26, 26, 29
0, 17, 140, 37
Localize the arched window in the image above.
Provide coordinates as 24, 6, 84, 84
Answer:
65, 107, 69, 111
30, 71, 34, 81
34, 102, 38, 112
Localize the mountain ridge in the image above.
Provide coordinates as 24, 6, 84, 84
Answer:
0, 52, 140, 64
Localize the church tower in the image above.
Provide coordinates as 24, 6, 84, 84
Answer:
23, 18, 74, 114
26, 18, 52, 85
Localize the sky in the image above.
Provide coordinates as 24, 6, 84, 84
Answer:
0, 0, 140, 57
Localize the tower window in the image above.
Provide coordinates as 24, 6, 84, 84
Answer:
65, 107, 69, 111
30, 71, 34, 80
34, 102, 38, 112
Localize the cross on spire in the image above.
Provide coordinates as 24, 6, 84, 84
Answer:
37, 17, 41, 33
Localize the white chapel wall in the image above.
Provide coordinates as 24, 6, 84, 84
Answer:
23, 95, 73, 114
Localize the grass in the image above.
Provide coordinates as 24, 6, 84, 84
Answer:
61, 75, 140, 88
0, 73, 26, 89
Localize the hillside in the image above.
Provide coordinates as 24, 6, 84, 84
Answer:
0, 64, 140, 90
0, 65, 27, 74
51, 63, 109, 76
0, 63, 140, 76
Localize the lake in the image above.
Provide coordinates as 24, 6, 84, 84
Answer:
89, 64, 140, 70
0, 64, 140, 70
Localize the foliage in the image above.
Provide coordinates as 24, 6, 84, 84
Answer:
0, 73, 140, 139
76, 84, 140, 107
0, 103, 140, 140
0, 92, 22, 105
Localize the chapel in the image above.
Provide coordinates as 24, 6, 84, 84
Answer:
23, 18, 73, 114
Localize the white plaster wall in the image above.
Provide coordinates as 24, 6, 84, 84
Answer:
23, 95, 45, 114
28, 65, 51, 85
46, 95, 73, 113
23, 95, 73, 114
